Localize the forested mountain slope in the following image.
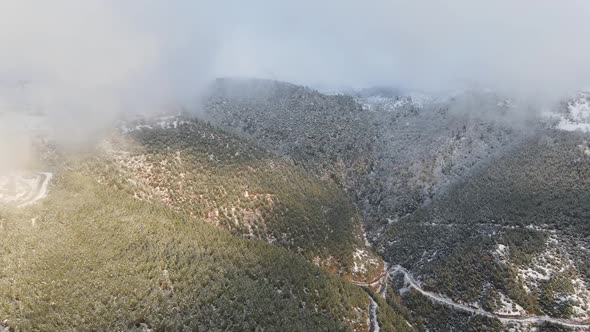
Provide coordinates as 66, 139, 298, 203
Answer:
3, 77, 588, 331
0, 103, 418, 331
105, 115, 381, 282
0, 171, 375, 331
203, 79, 526, 238
204, 78, 375, 200
202, 78, 590, 330
382, 130, 590, 320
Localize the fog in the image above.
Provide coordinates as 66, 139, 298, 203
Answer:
1, 0, 590, 169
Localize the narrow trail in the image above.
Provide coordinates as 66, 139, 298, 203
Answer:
390, 265, 590, 329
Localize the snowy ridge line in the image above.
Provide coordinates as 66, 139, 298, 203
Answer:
391, 265, 590, 329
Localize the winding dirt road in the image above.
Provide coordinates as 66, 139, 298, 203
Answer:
390, 265, 590, 329
18, 172, 53, 207
0, 172, 53, 207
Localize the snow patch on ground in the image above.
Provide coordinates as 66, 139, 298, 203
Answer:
353, 249, 370, 274
517, 236, 567, 292
495, 292, 526, 316
494, 243, 509, 263
120, 114, 188, 134
560, 277, 590, 320
577, 141, 590, 157
516, 235, 590, 320
353, 248, 379, 275
549, 92, 590, 132
0, 172, 52, 207
358, 94, 429, 112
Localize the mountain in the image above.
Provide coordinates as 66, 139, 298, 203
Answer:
1, 170, 372, 331
1, 78, 589, 331
382, 130, 590, 318
203, 78, 590, 331
0, 106, 412, 331
109, 114, 381, 282
203, 80, 529, 237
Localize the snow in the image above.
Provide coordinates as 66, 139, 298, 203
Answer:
353, 249, 370, 274
495, 293, 526, 316
358, 94, 429, 113
390, 265, 590, 329
519, 267, 551, 284
560, 277, 590, 321
517, 237, 564, 290
566, 94, 590, 122
515, 235, 590, 320
556, 120, 590, 132
494, 244, 509, 263
0, 172, 53, 207
120, 114, 188, 134
549, 92, 590, 132
577, 142, 590, 157
19, 172, 53, 207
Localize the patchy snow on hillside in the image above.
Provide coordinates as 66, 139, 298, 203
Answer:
516, 235, 590, 320
561, 277, 590, 320
550, 93, 590, 132
577, 141, 590, 157
352, 248, 380, 276
353, 249, 371, 274
0, 174, 35, 202
358, 94, 430, 112
518, 237, 565, 292
495, 293, 526, 316
120, 114, 188, 134
494, 243, 509, 263
0, 172, 52, 207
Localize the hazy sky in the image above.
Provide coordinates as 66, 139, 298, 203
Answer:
1, 0, 590, 114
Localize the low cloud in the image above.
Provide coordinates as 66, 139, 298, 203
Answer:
1, 0, 589, 170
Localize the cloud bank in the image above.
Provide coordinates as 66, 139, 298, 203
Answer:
0, 0, 589, 167
212, 0, 590, 103
2, 1, 590, 111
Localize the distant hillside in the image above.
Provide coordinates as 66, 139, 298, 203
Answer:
203, 79, 525, 238
204, 78, 375, 183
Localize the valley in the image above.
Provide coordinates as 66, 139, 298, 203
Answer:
1, 79, 589, 331
2, 1, 589, 330
202, 79, 590, 331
